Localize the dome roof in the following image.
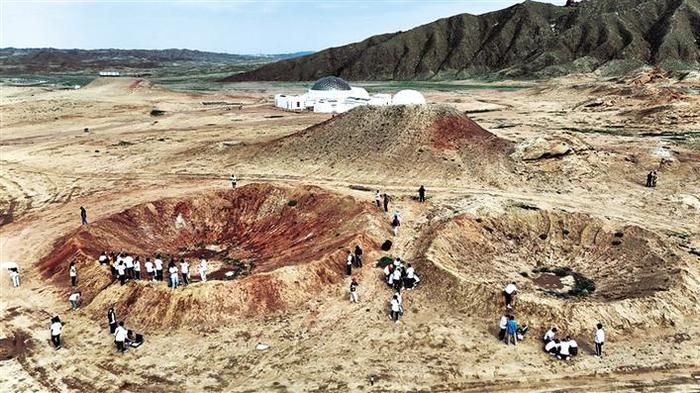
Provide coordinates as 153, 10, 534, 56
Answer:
311, 76, 352, 91
392, 89, 426, 105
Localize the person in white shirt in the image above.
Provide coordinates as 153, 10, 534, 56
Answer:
117, 262, 127, 285
569, 337, 579, 357
114, 321, 128, 353
69, 291, 81, 310
390, 295, 401, 323
405, 263, 416, 290
168, 263, 179, 289
199, 259, 208, 282
349, 278, 359, 303
144, 258, 154, 281
392, 268, 402, 291
384, 264, 392, 285
558, 338, 571, 360
69, 262, 78, 287
124, 255, 134, 279
50, 316, 63, 349
9, 268, 20, 287
133, 257, 141, 280
154, 255, 163, 281
544, 339, 559, 356
345, 251, 354, 276
498, 314, 508, 341
503, 282, 517, 309
98, 251, 108, 265
374, 191, 381, 208
594, 323, 605, 357
180, 259, 190, 285
230, 174, 237, 188
543, 327, 557, 343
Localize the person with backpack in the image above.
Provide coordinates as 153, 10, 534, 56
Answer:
505, 315, 518, 345
349, 278, 359, 303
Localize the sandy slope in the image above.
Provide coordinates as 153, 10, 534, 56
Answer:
1, 73, 699, 392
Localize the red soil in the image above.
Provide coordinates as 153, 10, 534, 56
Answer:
429, 114, 514, 154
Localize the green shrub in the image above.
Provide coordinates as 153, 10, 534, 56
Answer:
287, 200, 298, 207
376, 256, 393, 268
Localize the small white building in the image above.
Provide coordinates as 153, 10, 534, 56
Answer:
99, 71, 120, 77
274, 76, 425, 114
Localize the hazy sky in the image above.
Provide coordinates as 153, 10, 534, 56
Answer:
1, 0, 564, 54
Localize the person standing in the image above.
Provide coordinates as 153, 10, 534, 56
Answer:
154, 255, 163, 281
80, 206, 87, 225
353, 245, 363, 268
69, 262, 78, 287
594, 323, 605, 357
506, 315, 518, 345
391, 214, 401, 236
180, 259, 190, 285
133, 257, 141, 280
349, 278, 359, 303
374, 191, 381, 208
646, 171, 653, 187
50, 316, 63, 350
230, 174, 237, 188
69, 291, 81, 310
114, 321, 128, 353
345, 252, 353, 276
383, 194, 390, 213
117, 261, 127, 285
168, 262, 179, 289
390, 295, 401, 323
503, 282, 517, 309
498, 314, 508, 341
418, 185, 426, 202
124, 254, 134, 279
199, 258, 208, 282
144, 258, 154, 281
9, 268, 20, 287
107, 308, 118, 334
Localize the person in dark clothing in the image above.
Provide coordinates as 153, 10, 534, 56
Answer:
383, 194, 390, 212
418, 185, 426, 202
646, 171, 653, 187
354, 245, 363, 268
80, 206, 87, 225
107, 307, 118, 334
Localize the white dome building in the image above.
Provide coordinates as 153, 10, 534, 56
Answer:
274, 76, 423, 114
392, 89, 426, 105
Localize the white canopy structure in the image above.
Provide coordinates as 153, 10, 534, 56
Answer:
274, 76, 423, 114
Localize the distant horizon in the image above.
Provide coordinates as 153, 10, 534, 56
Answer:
0, 47, 315, 57
1, 1, 564, 55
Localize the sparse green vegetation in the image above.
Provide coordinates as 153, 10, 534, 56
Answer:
287, 200, 298, 207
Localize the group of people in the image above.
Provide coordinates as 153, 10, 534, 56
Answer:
498, 314, 529, 345
384, 258, 420, 323
96, 251, 209, 289
498, 281, 607, 359
383, 258, 420, 292
107, 307, 144, 352
345, 245, 364, 276
645, 170, 659, 188
543, 327, 580, 360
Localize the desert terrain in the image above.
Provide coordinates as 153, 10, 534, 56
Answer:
1, 70, 699, 392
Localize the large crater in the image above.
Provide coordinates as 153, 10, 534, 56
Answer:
39, 184, 385, 329
421, 206, 699, 332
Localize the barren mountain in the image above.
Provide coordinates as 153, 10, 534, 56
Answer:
224, 0, 700, 81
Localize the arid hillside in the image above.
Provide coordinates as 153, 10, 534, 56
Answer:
225, 0, 700, 81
